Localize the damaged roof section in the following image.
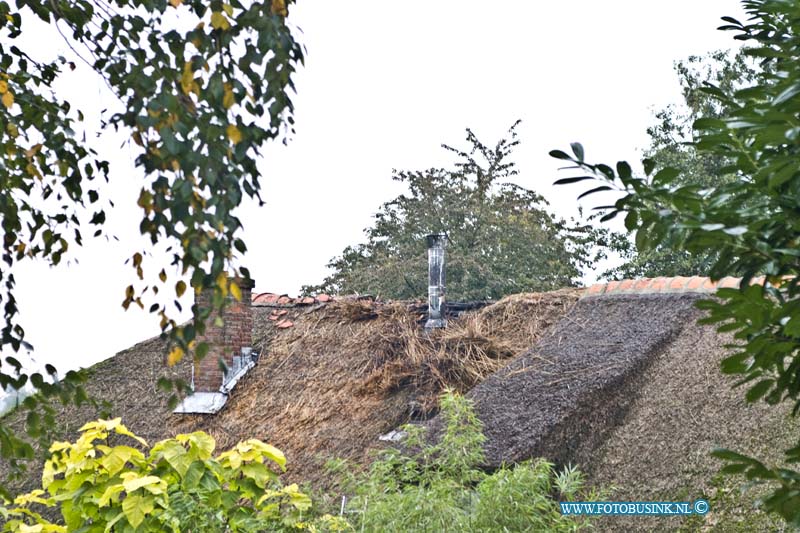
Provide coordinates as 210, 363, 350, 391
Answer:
433, 292, 705, 470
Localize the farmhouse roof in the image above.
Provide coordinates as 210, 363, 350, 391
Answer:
2, 276, 794, 531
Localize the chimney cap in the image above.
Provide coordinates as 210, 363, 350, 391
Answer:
426, 233, 447, 248
235, 276, 256, 290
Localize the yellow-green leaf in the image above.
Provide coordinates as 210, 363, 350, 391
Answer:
210, 11, 230, 30
230, 281, 242, 301
223, 83, 235, 109
186, 432, 215, 458
176, 280, 187, 297
271, 0, 287, 16
180, 61, 194, 95
2, 90, 13, 109
261, 443, 286, 469
14, 489, 49, 507
121, 492, 154, 528
216, 272, 229, 296
226, 124, 242, 144
98, 483, 125, 507
167, 346, 184, 367
241, 463, 271, 488
286, 485, 312, 511
122, 475, 164, 494
24, 143, 42, 159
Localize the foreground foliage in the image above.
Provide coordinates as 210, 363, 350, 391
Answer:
305, 122, 602, 301
602, 50, 759, 280
330, 392, 597, 532
0, 0, 303, 483
554, 0, 800, 525
0, 418, 347, 532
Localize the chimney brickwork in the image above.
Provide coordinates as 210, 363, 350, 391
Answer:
193, 278, 254, 392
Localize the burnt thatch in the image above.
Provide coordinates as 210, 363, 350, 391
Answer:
173, 291, 579, 487
0, 289, 578, 494
3, 282, 797, 530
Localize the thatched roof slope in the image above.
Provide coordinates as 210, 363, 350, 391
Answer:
429, 293, 703, 469
424, 285, 797, 531
173, 291, 579, 487
0, 333, 191, 494
590, 307, 794, 532
0, 290, 579, 493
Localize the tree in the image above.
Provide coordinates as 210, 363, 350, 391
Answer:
0, 1, 303, 487
553, 0, 800, 524
0, 418, 348, 531
602, 50, 760, 280
305, 122, 600, 302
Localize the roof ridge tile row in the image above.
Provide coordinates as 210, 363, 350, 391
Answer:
251, 292, 333, 306
582, 276, 764, 298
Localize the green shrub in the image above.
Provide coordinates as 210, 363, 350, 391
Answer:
0, 418, 349, 532
337, 391, 598, 532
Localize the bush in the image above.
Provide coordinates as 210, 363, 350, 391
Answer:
0, 418, 349, 532
335, 391, 598, 532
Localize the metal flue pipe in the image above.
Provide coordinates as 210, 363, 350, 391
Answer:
425, 233, 447, 329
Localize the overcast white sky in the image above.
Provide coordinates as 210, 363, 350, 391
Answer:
7, 1, 745, 377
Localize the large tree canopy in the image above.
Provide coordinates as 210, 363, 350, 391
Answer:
0, 0, 302, 485
554, 0, 800, 524
306, 122, 599, 301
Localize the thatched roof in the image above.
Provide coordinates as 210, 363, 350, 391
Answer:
423, 280, 797, 531
588, 303, 793, 532
0, 290, 578, 493
3, 276, 796, 531
429, 293, 706, 469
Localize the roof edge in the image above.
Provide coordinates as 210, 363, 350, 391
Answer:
582, 275, 762, 298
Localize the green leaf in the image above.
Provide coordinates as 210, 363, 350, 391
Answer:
548, 149, 572, 161
745, 379, 774, 402
615, 161, 632, 180
774, 83, 800, 105
570, 142, 584, 161
712, 448, 759, 463
576, 185, 612, 200
121, 493, 154, 528
553, 176, 594, 185
784, 316, 800, 337
722, 226, 747, 236
181, 460, 205, 489
599, 210, 619, 223
652, 167, 680, 185
642, 158, 655, 176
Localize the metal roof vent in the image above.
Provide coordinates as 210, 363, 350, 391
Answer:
425, 233, 447, 329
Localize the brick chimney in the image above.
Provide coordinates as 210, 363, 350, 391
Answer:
193, 277, 255, 392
